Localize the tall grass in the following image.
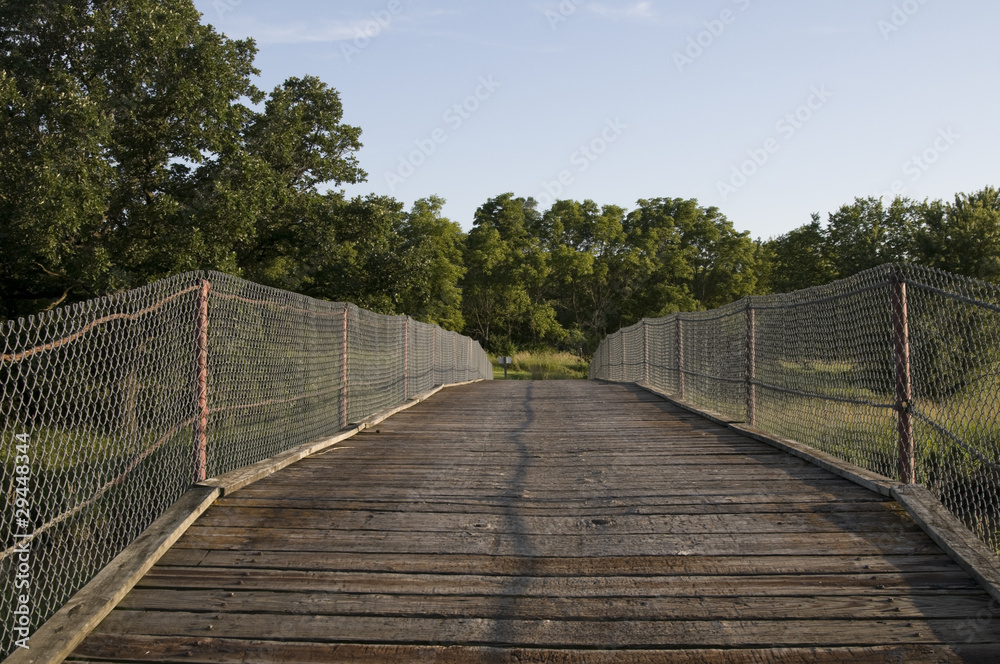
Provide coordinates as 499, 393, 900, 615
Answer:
491, 351, 589, 380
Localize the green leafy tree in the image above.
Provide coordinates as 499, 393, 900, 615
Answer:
763, 214, 838, 293
0, 0, 262, 317
913, 187, 1000, 282
617, 199, 702, 324
233, 75, 365, 290
825, 197, 918, 279
463, 194, 562, 351
0, 1, 365, 319
676, 202, 758, 308
398, 196, 466, 331
542, 199, 626, 348
304, 194, 410, 313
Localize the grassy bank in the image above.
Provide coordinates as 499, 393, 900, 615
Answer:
491, 351, 589, 380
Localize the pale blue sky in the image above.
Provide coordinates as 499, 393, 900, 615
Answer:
191, 0, 999, 239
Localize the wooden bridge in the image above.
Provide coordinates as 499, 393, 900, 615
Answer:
44, 382, 1000, 661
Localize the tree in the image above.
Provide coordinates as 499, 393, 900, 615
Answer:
304, 194, 410, 313
913, 187, 1000, 282
763, 214, 838, 293
0, 1, 366, 319
0, 0, 261, 317
617, 199, 709, 324
677, 203, 758, 309
231, 76, 365, 290
463, 194, 562, 351
542, 199, 626, 349
398, 197, 466, 331
825, 197, 917, 279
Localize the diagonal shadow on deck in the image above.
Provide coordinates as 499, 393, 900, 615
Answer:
69, 381, 1000, 663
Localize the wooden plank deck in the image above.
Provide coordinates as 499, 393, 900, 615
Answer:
70, 381, 1000, 663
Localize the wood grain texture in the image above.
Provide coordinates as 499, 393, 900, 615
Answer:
71, 381, 1000, 662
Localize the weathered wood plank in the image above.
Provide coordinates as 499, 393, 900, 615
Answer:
171, 527, 944, 556
134, 568, 983, 597
156, 550, 962, 576
212, 496, 898, 515
87, 610, 1000, 647
117, 588, 998, 621
191, 505, 923, 535
894, 484, 1000, 607
69, 636, 990, 664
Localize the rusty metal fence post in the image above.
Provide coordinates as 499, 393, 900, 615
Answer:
403, 317, 409, 400
676, 317, 685, 399
745, 299, 757, 428
642, 319, 649, 384
892, 273, 916, 484
194, 278, 211, 482
340, 305, 349, 429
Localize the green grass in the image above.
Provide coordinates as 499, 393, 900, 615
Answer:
491, 350, 590, 380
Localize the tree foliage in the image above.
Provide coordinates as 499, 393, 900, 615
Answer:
0, 0, 371, 318
761, 188, 1000, 293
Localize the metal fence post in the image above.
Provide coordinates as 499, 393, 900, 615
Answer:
194, 279, 211, 482
642, 319, 649, 385
745, 299, 757, 427
676, 317, 685, 399
432, 327, 437, 386
340, 305, 349, 429
892, 273, 916, 484
403, 317, 409, 400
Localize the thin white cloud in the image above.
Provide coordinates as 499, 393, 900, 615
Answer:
589, 1, 656, 22
217, 17, 382, 45
400, 28, 564, 54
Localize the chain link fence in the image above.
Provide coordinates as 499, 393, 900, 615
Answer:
591, 264, 1000, 555
0, 271, 490, 657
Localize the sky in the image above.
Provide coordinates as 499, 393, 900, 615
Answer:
190, 0, 1000, 240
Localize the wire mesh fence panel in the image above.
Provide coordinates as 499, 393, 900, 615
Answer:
752, 269, 898, 478
904, 267, 1000, 554
0, 274, 203, 656
0, 271, 490, 658
433, 328, 446, 387
347, 307, 406, 424
680, 303, 747, 422
204, 274, 348, 477
646, 317, 677, 395
408, 321, 435, 396
590, 264, 1000, 554
621, 322, 644, 384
